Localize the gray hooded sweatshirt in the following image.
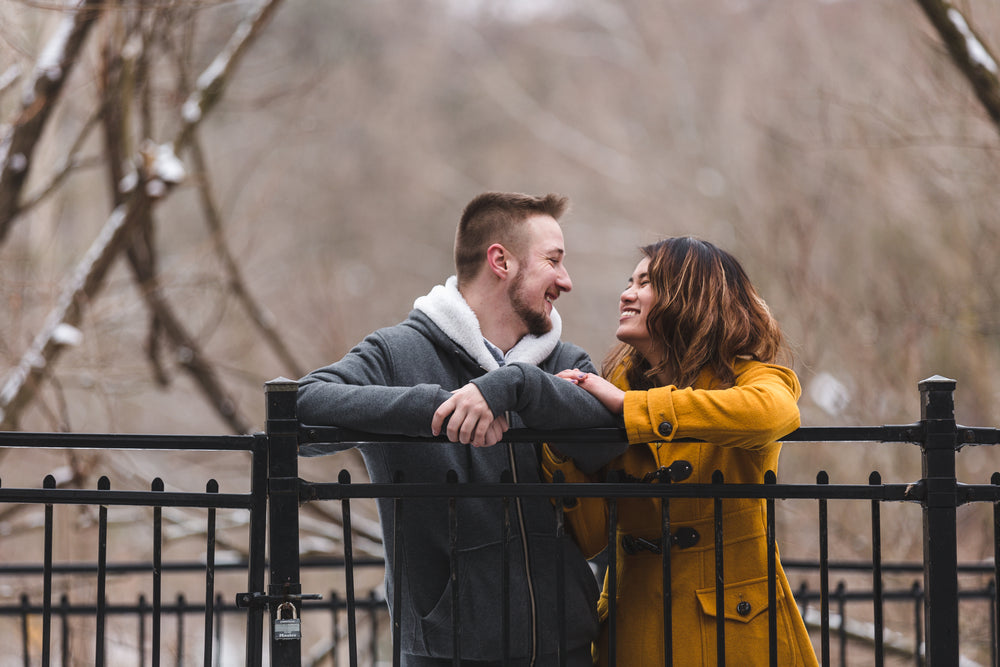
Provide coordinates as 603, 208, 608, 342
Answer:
297, 277, 621, 665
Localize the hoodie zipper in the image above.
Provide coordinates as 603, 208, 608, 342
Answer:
507, 439, 538, 666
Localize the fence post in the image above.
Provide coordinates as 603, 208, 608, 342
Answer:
918, 375, 959, 666
265, 377, 302, 667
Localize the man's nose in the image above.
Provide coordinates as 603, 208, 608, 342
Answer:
557, 267, 572, 293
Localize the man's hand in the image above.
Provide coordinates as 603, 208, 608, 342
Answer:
555, 368, 626, 415
432, 383, 510, 447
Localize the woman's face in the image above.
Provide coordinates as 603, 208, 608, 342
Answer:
616, 257, 660, 360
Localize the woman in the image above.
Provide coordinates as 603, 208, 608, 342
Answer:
544, 237, 817, 666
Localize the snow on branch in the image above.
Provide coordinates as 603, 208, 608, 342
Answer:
914, 0, 1000, 134
0, 0, 104, 244
175, 0, 285, 151
0, 198, 150, 429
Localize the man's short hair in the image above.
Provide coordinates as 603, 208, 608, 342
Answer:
454, 192, 569, 285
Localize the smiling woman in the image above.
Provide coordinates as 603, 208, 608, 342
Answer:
546, 236, 818, 667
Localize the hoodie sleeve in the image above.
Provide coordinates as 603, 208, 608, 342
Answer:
297, 331, 452, 442
471, 362, 620, 430
471, 362, 627, 471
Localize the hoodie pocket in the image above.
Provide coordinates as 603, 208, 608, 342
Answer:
416, 540, 531, 660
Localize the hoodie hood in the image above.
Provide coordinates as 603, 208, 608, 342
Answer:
413, 275, 562, 371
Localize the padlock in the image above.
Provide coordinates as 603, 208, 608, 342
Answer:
273, 601, 301, 641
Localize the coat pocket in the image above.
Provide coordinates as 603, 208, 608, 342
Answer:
694, 576, 806, 666
694, 575, 782, 623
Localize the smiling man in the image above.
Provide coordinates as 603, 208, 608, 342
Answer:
297, 191, 618, 667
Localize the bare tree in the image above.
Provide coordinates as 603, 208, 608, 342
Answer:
0, 0, 291, 433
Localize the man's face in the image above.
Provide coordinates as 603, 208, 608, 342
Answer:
506, 215, 573, 337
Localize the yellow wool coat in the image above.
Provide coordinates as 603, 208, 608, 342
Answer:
543, 359, 818, 666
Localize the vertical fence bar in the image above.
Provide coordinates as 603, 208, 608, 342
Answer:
139, 594, 147, 667
911, 582, 922, 667
368, 591, 380, 664
993, 471, 1000, 667
661, 492, 673, 667
96, 476, 110, 667
339, 470, 359, 667
918, 376, 959, 667
765, 470, 778, 667
60, 594, 70, 667
152, 477, 164, 667
392, 472, 404, 667
818, 471, 830, 666
871, 470, 884, 667
204, 480, 219, 667
501, 469, 513, 667
176, 593, 186, 666
713, 469, 725, 666
42, 475, 55, 667
447, 469, 461, 667
245, 433, 269, 667
607, 491, 618, 667
554, 475, 567, 667
836, 581, 847, 667
265, 378, 304, 667
174, 593, 187, 667
20, 593, 30, 667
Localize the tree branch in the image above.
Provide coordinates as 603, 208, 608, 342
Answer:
0, 196, 153, 430
0, 0, 104, 244
188, 133, 306, 378
914, 0, 1000, 134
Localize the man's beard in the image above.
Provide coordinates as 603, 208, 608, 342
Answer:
508, 269, 552, 337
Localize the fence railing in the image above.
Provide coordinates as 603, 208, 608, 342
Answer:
0, 431, 269, 666
0, 375, 998, 666
277, 375, 1000, 667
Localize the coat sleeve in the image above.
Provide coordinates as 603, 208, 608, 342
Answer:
541, 445, 610, 559
296, 331, 452, 441
623, 362, 801, 449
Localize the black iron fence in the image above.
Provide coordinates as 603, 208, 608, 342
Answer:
0, 375, 998, 666
0, 431, 269, 666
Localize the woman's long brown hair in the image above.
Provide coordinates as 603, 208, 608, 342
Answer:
603, 237, 785, 390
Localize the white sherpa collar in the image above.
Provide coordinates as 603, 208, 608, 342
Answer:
413, 275, 562, 371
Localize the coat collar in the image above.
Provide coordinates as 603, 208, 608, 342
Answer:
413, 275, 562, 371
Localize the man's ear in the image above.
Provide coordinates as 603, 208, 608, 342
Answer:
486, 244, 512, 279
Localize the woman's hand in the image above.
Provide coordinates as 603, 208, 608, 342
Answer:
556, 369, 626, 415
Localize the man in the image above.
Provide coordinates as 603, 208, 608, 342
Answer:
297, 192, 619, 667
